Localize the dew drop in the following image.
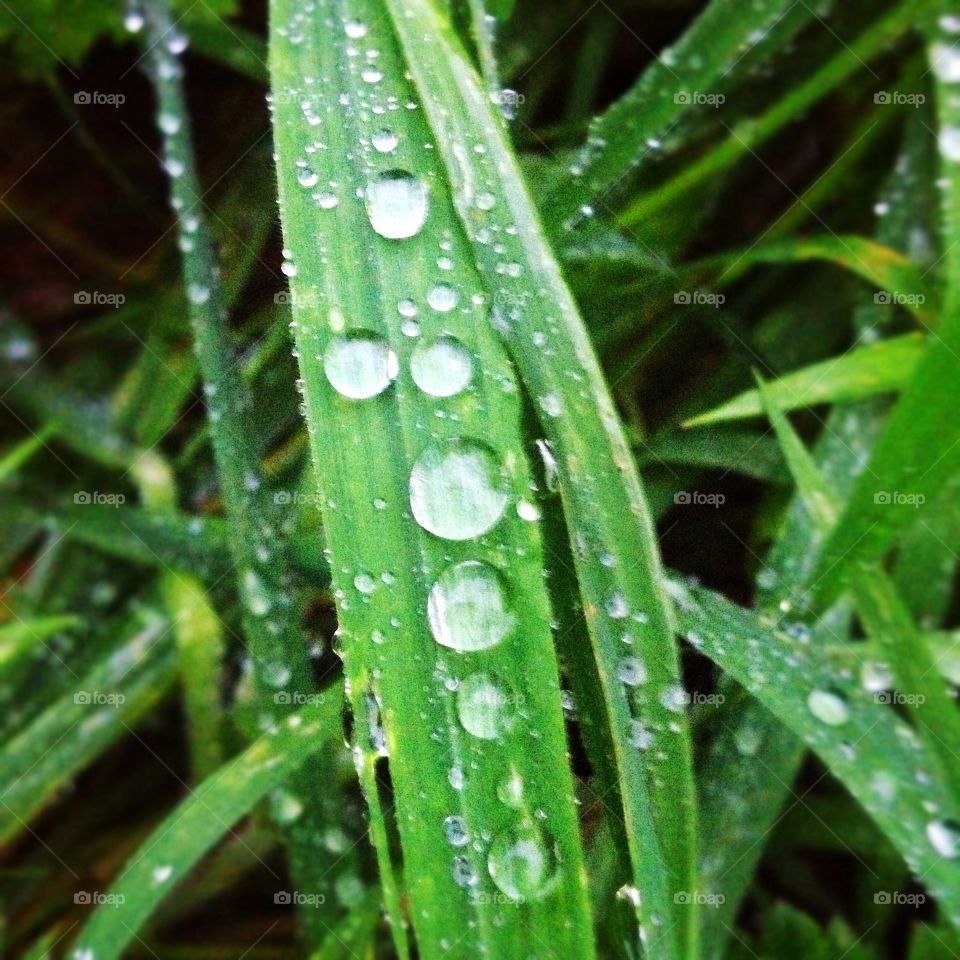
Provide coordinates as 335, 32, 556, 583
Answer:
344, 18, 368, 38
616, 656, 648, 687
452, 854, 479, 887
457, 672, 515, 739
365, 170, 428, 239
372, 128, 399, 152
927, 819, 960, 858
807, 689, 850, 726
488, 824, 557, 902
427, 282, 459, 312
428, 562, 516, 652
323, 331, 398, 399
297, 166, 319, 188
497, 771, 524, 807
151, 864, 173, 885
410, 439, 508, 540
443, 815, 469, 847
410, 336, 473, 397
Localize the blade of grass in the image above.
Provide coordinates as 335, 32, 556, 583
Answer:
269, 3, 595, 958
69, 697, 341, 960
381, 2, 699, 955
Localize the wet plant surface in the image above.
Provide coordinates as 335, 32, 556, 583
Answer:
1, 1, 959, 959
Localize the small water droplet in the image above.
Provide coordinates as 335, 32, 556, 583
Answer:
927, 819, 960, 858
452, 854, 479, 887
323, 331, 398, 399
807, 689, 850, 726
372, 128, 399, 152
428, 562, 516, 652
427, 283, 459, 312
344, 18, 368, 38
365, 170, 428, 239
616, 656, 648, 686
297, 166, 319, 188
443, 815, 469, 847
457, 672, 515, 738
410, 336, 473, 397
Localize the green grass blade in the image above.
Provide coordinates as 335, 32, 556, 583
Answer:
69, 698, 340, 960
269, 3, 595, 958
381, 2, 698, 954
685, 333, 924, 427
668, 577, 960, 930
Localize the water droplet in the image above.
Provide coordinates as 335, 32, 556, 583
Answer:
344, 18, 368, 38
616, 656, 647, 687
151, 864, 173, 885
297, 166, 319, 188
365, 170, 428, 240
457, 672, 515, 739
372, 128, 399, 152
807, 689, 850, 726
488, 824, 557, 902
361, 64, 383, 84
124, 11, 144, 32
428, 562, 516, 651
452, 854, 478, 887
497, 771, 524, 807
443, 815, 469, 847
931, 42, 960, 83
860, 660, 893, 693
940, 126, 960, 163
410, 439, 508, 540
243, 569, 271, 616
158, 112, 181, 135
315, 190, 339, 209
617, 884, 642, 908
927, 819, 960, 858
410, 336, 473, 397
261, 661, 292, 688
629, 719, 653, 750
271, 789, 304, 824
354, 572, 376, 594
323, 331, 398, 399
427, 282, 459, 312
659, 684, 689, 713
398, 298, 418, 318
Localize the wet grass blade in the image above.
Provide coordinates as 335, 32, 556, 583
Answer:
380, 1, 698, 954
269, 3, 595, 957
69, 698, 341, 960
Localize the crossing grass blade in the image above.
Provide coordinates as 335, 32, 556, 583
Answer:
269, 3, 595, 957
69, 697, 341, 960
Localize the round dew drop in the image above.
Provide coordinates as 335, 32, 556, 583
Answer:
452, 855, 479, 888
487, 824, 557, 902
410, 336, 473, 397
807, 689, 850, 726
927, 819, 960, 858
371, 128, 399, 153
457, 672, 515, 739
443, 815, 469, 847
428, 561, 516, 652
323, 331, 398, 400
364, 170, 428, 240
409, 438, 508, 540
427, 282, 459, 312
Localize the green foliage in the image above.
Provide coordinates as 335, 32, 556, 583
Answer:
2, 0, 958, 959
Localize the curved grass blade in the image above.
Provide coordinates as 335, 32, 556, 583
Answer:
684, 333, 923, 427
269, 3, 595, 958
381, 2, 698, 955
69, 697, 340, 960
668, 577, 960, 930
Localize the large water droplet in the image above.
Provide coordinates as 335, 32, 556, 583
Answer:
428, 562, 516, 651
365, 170, 428, 240
372, 128, 399, 153
457, 672, 515, 739
488, 824, 557, 902
410, 336, 473, 397
323, 331, 398, 399
409, 439, 508, 540
427, 283, 459, 312
807, 689, 850, 726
